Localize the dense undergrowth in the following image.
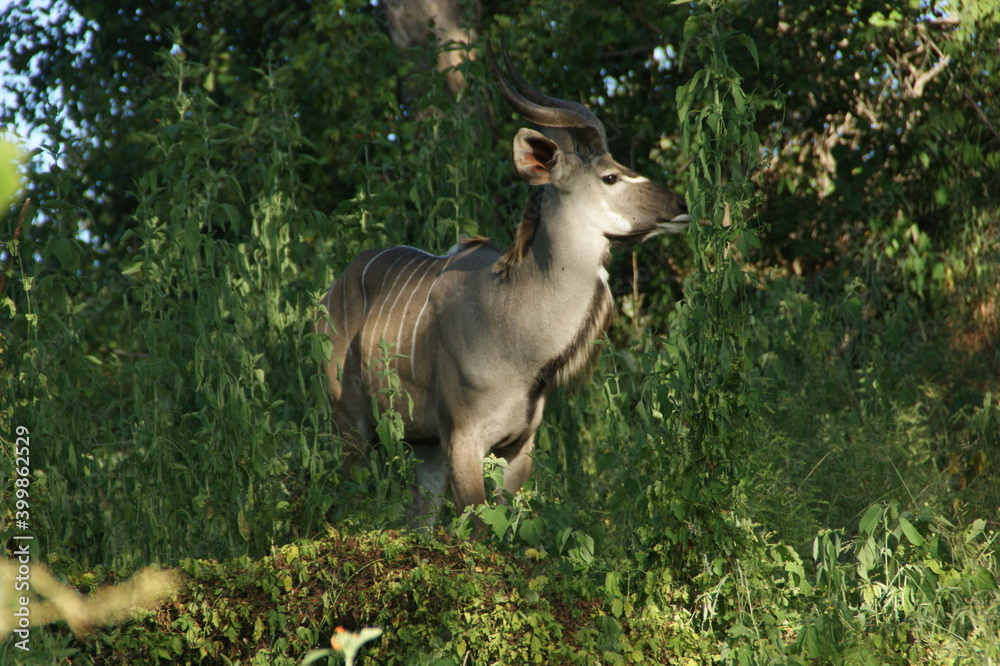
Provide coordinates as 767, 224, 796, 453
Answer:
2, 1, 998, 663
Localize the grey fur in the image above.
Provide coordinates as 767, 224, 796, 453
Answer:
316, 44, 689, 524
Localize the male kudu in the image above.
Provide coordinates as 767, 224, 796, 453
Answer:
317, 43, 690, 522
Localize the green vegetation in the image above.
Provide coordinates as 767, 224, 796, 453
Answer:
1, 0, 998, 663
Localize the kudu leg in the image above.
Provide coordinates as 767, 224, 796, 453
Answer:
447, 432, 489, 510
499, 437, 534, 499
448, 432, 537, 508
408, 442, 448, 529
330, 406, 373, 481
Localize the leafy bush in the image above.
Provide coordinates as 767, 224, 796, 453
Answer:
2, 0, 998, 663
2, 62, 345, 570
8, 531, 711, 665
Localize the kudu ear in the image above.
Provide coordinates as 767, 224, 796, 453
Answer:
512, 128, 564, 185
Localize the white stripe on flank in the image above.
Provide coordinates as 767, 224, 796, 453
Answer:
397, 257, 442, 378
372, 252, 422, 337
364, 250, 412, 389
360, 247, 397, 317
378, 253, 430, 354
410, 252, 456, 380
395, 245, 437, 257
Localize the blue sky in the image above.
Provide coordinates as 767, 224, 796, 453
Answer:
1, 0, 93, 172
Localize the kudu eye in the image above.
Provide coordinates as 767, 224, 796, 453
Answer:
601, 174, 619, 185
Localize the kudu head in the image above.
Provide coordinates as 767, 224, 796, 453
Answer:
486, 42, 691, 247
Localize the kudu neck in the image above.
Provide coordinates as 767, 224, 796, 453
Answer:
493, 184, 613, 383
524, 186, 610, 281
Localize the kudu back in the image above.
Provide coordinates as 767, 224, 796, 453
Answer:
317, 44, 690, 523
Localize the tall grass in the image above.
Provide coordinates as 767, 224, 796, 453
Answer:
2, 61, 345, 569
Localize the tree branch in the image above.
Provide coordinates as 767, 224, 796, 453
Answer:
963, 92, 1000, 145
600, 44, 661, 59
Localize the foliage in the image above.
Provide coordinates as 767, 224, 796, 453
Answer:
0, 558, 179, 649
792, 503, 1000, 663
1, 58, 350, 569
5, 530, 711, 665
1, 0, 999, 663
3, 517, 996, 664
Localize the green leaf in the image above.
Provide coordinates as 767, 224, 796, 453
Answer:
682, 17, 701, 45
480, 506, 512, 540
898, 517, 925, 546
924, 557, 946, 575
856, 536, 878, 577
860, 504, 883, 535
676, 81, 694, 119
50, 238, 82, 272
518, 517, 542, 546
798, 625, 821, 658
728, 621, 752, 637
569, 533, 595, 565
965, 518, 987, 544
734, 34, 759, 68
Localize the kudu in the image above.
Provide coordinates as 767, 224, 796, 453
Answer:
317, 43, 690, 523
